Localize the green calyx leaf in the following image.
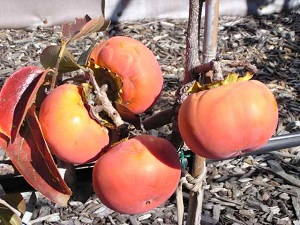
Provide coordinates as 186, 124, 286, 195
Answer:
187, 72, 253, 94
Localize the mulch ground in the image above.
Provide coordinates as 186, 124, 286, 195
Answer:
0, 13, 300, 225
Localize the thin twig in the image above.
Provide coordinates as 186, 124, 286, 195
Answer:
87, 69, 125, 128
142, 107, 174, 130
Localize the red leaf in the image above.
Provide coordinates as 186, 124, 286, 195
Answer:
0, 66, 45, 142
2, 106, 71, 206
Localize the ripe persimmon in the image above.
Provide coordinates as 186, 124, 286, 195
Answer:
92, 135, 181, 214
39, 84, 109, 164
89, 36, 163, 114
178, 80, 278, 159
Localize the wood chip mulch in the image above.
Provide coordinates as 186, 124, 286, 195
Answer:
0, 13, 299, 225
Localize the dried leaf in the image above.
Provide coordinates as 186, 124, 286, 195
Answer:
62, 15, 109, 43
93, 67, 123, 103
206, 72, 253, 89
62, 15, 92, 40
186, 72, 253, 94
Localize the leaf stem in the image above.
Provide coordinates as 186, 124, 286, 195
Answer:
50, 44, 68, 91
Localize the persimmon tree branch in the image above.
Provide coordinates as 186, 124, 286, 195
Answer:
142, 108, 173, 131
86, 69, 125, 128
183, 0, 202, 84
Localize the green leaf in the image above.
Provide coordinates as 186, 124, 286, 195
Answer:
77, 42, 98, 67
40, 45, 80, 72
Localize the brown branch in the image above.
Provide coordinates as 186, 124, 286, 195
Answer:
171, 0, 203, 150
87, 69, 125, 128
221, 60, 259, 74
194, 60, 223, 81
142, 107, 174, 131
183, 0, 202, 84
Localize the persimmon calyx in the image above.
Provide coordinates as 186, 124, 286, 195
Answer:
187, 72, 253, 94
88, 65, 123, 103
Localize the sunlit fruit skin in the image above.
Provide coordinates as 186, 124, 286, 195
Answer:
92, 135, 181, 214
39, 84, 109, 164
178, 80, 278, 159
89, 36, 163, 114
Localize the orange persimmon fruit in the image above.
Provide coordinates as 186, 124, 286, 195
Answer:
89, 36, 163, 114
39, 84, 109, 164
178, 80, 278, 159
92, 134, 181, 214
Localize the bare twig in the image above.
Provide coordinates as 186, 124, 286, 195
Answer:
87, 69, 125, 128
142, 107, 173, 131
221, 60, 259, 74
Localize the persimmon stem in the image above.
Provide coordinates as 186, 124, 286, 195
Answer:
194, 60, 223, 81
50, 43, 68, 91
87, 69, 125, 128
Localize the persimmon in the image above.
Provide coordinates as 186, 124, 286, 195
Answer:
89, 36, 163, 114
39, 84, 109, 164
178, 80, 278, 159
92, 135, 181, 214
